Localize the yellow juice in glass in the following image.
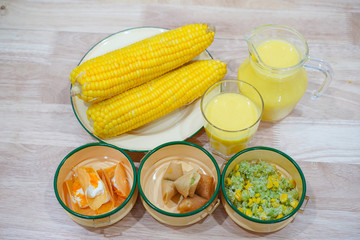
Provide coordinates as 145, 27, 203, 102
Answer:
238, 39, 308, 122
203, 92, 261, 157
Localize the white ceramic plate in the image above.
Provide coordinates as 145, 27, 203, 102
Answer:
71, 27, 212, 152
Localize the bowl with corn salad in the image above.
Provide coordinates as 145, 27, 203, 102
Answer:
221, 146, 309, 232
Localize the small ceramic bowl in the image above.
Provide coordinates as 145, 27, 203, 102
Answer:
138, 141, 221, 226
54, 143, 138, 227
221, 146, 309, 233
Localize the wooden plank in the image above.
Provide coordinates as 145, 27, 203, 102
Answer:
0, 0, 356, 43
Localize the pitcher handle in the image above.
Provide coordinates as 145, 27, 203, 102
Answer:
304, 57, 333, 100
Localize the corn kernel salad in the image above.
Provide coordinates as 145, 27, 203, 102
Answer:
224, 160, 299, 221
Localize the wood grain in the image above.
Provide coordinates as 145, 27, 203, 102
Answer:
1, 0, 360, 239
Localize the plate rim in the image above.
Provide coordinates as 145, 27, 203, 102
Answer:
70, 26, 213, 153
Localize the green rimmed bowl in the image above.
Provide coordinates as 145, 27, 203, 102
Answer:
221, 146, 309, 232
54, 143, 138, 227
138, 141, 221, 226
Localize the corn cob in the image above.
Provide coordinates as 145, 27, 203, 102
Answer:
87, 60, 227, 138
70, 23, 216, 103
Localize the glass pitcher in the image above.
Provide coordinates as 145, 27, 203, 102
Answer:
238, 24, 333, 122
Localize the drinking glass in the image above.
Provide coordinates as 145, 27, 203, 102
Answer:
201, 80, 263, 159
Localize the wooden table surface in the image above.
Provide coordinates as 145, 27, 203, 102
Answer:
1, 0, 360, 239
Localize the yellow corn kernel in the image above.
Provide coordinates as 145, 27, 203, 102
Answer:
235, 189, 242, 196
276, 213, 284, 219
235, 164, 239, 170
260, 212, 267, 220
238, 207, 244, 213
256, 197, 261, 204
245, 182, 252, 190
267, 179, 273, 189
245, 209, 253, 217
271, 201, 279, 208
273, 180, 279, 188
248, 198, 253, 207
291, 200, 299, 209
235, 194, 242, 202
226, 177, 232, 185
290, 179, 296, 188
70, 23, 216, 103
255, 193, 260, 198
280, 193, 288, 203
261, 199, 266, 204
257, 206, 263, 212
235, 172, 240, 176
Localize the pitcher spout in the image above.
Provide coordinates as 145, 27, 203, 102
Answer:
244, 30, 258, 60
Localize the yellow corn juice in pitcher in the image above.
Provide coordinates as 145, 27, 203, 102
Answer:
238, 39, 308, 121
204, 92, 260, 156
